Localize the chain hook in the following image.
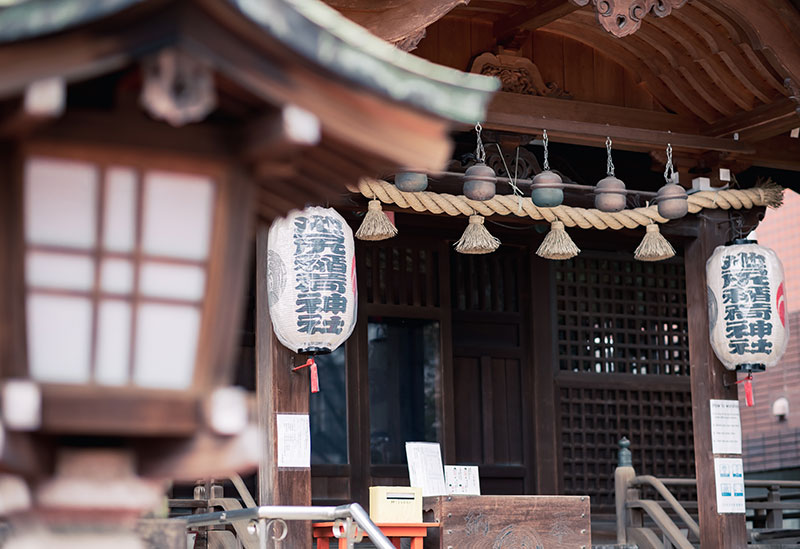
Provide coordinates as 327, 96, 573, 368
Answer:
605, 136, 615, 177
663, 142, 675, 184
474, 122, 486, 163
542, 129, 550, 171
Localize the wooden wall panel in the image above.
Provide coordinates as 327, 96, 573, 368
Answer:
413, 19, 662, 111
436, 17, 473, 71
562, 38, 595, 103
531, 32, 565, 91
593, 51, 625, 107
454, 356, 483, 463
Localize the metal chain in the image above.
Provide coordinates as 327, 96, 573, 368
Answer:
606, 136, 615, 177
663, 142, 674, 183
475, 122, 486, 163
542, 129, 550, 171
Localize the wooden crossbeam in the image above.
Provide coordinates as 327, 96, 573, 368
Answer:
494, 0, 580, 37
703, 98, 800, 142
484, 92, 754, 153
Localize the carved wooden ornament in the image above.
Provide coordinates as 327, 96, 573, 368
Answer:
571, 0, 688, 38
470, 53, 569, 98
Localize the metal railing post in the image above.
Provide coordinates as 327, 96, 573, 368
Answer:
615, 436, 636, 544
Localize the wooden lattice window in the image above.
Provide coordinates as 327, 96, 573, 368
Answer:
451, 250, 520, 313
555, 254, 689, 375
560, 384, 696, 507
362, 242, 440, 308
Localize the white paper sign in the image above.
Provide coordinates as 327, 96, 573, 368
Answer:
445, 465, 481, 495
710, 399, 742, 455
406, 442, 447, 497
714, 457, 745, 513
277, 414, 311, 468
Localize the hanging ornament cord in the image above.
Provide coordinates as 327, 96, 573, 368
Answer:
293, 357, 320, 393
494, 143, 525, 212
736, 373, 755, 407
475, 122, 486, 163
606, 137, 615, 177
664, 143, 675, 184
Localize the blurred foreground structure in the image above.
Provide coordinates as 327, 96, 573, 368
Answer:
2, 0, 800, 548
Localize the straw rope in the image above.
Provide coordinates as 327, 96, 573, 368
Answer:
346, 179, 783, 231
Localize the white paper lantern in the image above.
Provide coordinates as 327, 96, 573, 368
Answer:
707, 240, 788, 372
267, 207, 357, 354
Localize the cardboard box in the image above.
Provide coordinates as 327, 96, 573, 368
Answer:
369, 486, 422, 523
422, 495, 591, 548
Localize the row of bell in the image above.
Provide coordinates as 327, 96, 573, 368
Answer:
394, 164, 689, 220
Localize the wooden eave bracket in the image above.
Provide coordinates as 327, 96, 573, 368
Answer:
0, 77, 65, 139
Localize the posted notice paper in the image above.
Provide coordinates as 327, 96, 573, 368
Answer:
276, 414, 311, 468
406, 442, 447, 497
714, 457, 745, 513
445, 465, 481, 495
709, 399, 742, 455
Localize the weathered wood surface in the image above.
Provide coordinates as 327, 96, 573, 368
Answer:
422, 495, 591, 549
325, 0, 467, 46
255, 224, 311, 547
685, 210, 748, 549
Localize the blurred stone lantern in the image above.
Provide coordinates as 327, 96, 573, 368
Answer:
0, 149, 255, 546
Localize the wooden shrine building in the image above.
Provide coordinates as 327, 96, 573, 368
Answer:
1, 0, 800, 548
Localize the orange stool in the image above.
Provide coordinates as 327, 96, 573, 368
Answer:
312, 522, 438, 549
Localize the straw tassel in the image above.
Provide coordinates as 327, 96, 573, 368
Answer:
634, 223, 675, 261
536, 221, 580, 260
454, 215, 500, 254
355, 199, 397, 241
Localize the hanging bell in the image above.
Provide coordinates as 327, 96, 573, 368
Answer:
656, 183, 688, 219
394, 172, 428, 192
463, 162, 496, 201
531, 170, 564, 208
594, 175, 627, 212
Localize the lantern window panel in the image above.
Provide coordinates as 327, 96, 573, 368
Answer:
25, 157, 98, 249
100, 258, 135, 295
139, 262, 206, 302
133, 304, 201, 390
23, 154, 219, 388
94, 300, 132, 386
26, 251, 94, 291
103, 166, 138, 253
142, 171, 214, 261
27, 294, 93, 384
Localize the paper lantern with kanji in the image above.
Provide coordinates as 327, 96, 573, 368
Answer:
267, 207, 357, 354
707, 240, 788, 372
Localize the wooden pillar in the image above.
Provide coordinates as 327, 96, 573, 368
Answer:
530, 254, 560, 494
255, 223, 311, 547
685, 211, 747, 549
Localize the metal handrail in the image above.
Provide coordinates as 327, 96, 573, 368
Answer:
183, 502, 395, 549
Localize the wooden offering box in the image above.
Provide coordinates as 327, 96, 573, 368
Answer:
422, 495, 591, 549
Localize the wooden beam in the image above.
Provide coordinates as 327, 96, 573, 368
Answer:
242, 105, 321, 162
494, 0, 580, 37
0, 77, 65, 138
704, 98, 800, 141
484, 92, 754, 154
323, 0, 467, 44
712, 0, 800, 85
685, 210, 748, 549
734, 135, 800, 171
255, 224, 311, 547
